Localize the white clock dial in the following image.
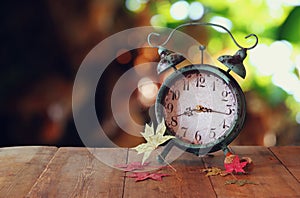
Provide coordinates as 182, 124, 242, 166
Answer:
159, 66, 241, 147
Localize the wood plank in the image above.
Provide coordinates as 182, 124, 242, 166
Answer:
203, 146, 300, 198
26, 147, 128, 198
0, 146, 57, 198
123, 146, 216, 198
2, 146, 300, 197
270, 146, 300, 182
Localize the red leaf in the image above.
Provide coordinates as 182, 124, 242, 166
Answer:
115, 162, 150, 172
126, 172, 170, 182
224, 155, 248, 174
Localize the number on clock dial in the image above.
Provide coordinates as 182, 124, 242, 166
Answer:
163, 71, 238, 145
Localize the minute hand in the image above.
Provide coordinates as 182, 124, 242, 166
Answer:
195, 105, 232, 115
210, 109, 232, 115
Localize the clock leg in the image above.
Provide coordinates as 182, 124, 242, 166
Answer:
222, 146, 233, 156
157, 141, 174, 164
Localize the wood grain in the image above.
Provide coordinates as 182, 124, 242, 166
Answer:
26, 147, 128, 198
203, 146, 300, 198
0, 146, 57, 198
0, 146, 299, 197
270, 146, 300, 182
123, 146, 216, 198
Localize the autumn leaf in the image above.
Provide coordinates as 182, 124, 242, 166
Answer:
224, 154, 248, 174
201, 167, 223, 176
115, 162, 150, 172
133, 120, 175, 164
201, 167, 229, 177
225, 179, 258, 186
126, 172, 170, 182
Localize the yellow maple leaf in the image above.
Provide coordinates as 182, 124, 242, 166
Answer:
133, 119, 175, 164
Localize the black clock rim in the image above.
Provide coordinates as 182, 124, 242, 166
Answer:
155, 64, 246, 155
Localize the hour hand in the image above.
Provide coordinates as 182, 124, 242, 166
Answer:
176, 107, 194, 117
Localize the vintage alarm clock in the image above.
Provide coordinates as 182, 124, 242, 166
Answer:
147, 22, 258, 161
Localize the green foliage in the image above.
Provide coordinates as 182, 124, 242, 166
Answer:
278, 7, 300, 43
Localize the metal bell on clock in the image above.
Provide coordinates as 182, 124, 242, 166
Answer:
217, 48, 247, 79
157, 47, 186, 75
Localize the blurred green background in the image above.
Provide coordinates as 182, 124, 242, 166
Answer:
1, 0, 300, 147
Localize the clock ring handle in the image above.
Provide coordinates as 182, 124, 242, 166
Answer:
147, 22, 258, 50
243, 33, 258, 50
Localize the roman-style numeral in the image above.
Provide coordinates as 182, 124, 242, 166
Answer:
183, 79, 189, 91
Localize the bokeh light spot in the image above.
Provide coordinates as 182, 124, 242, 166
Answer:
137, 77, 158, 106
150, 14, 167, 27
170, 1, 189, 20
125, 0, 143, 12
296, 112, 300, 124
188, 2, 204, 20
209, 16, 232, 33
263, 132, 277, 146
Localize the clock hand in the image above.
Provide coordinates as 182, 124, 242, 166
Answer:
195, 105, 232, 115
176, 105, 231, 117
176, 107, 195, 117
194, 105, 212, 113
211, 109, 232, 115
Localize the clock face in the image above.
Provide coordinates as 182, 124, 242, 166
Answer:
155, 64, 246, 151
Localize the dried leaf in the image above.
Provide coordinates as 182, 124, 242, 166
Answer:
115, 162, 150, 172
225, 179, 258, 186
224, 155, 248, 174
201, 167, 223, 176
240, 156, 254, 173
133, 119, 175, 164
126, 172, 170, 182
225, 180, 237, 185
201, 167, 230, 177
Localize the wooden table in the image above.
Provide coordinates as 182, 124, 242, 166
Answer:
0, 146, 299, 197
